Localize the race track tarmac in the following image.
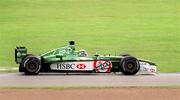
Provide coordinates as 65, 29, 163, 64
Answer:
0, 73, 180, 87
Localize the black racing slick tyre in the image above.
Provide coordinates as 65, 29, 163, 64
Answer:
19, 54, 33, 72
119, 56, 140, 75
22, 56, 41, 75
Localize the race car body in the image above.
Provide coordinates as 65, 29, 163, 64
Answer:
15, 41, 157, 75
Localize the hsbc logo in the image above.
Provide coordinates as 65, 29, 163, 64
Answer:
50, 62, 93, 70
57, 63, 75, 69
76, 64, 86, 69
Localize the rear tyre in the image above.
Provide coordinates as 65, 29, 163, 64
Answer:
119, 56, 140, 75
22, 56, 41, 75
19, 54, 33, 72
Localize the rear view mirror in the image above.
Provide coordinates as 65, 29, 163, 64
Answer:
56, 54, 63, 61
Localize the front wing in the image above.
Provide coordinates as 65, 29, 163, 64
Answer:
137, 61, 157, 75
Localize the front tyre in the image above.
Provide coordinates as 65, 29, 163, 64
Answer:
22, 56, 41, 75
119, 56, 140, 75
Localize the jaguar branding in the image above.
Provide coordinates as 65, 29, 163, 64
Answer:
93, 60, 112, 72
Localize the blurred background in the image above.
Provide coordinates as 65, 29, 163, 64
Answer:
0, 0, 179, 72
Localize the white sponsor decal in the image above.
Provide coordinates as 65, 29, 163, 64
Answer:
50, 61, 94, 71
139, 62, 157, 74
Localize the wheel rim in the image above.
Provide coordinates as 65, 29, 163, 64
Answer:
26, 61, 39, 73
124, 60, 137, 72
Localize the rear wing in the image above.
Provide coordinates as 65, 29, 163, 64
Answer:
15, 46, 27, 64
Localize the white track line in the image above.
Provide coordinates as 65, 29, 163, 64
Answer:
0, 67, 18, 71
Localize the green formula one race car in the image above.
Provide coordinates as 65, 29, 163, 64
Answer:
15, 41, 157, 75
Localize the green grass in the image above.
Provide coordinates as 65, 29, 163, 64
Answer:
0, 0, 180, 72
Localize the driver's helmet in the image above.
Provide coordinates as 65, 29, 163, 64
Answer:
78, 49, 88, 57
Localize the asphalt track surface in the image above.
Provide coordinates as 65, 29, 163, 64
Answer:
0, 73, 180, 87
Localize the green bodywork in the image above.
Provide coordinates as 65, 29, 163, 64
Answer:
15, 41, 120, 64
15, 47, 27, 64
